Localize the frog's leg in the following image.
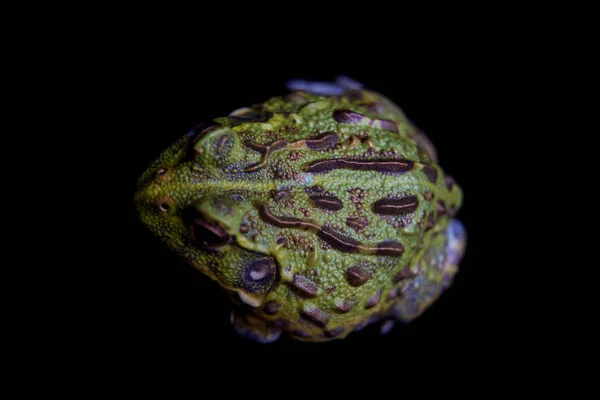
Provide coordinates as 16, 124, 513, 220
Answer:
390, 218, 467, 324
286, 75, 363, 96
230, 309, 282, 343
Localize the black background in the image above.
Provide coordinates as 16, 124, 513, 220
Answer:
112, 48, 531, 363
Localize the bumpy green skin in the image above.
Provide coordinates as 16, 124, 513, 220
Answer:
135, 86, 466, 342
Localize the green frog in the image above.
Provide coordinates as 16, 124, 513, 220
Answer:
134, 76, 466, 343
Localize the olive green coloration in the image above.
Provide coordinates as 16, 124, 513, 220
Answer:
134, 79, 466, 343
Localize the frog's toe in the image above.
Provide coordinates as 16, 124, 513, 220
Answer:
231, 310, 281, 344
380, 319, 395, 335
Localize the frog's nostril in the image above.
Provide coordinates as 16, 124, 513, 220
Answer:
156, 197, 174, 214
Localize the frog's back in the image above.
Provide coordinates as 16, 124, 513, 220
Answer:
135, 78, 466, 342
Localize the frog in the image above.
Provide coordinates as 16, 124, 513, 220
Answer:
134, 76, 466, 343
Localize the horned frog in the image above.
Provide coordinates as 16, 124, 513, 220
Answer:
134, 76, 466, 343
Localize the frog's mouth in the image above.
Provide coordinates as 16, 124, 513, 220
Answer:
181, 206, 233, 249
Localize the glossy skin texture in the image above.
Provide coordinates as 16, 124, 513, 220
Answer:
135, 79, 466, 342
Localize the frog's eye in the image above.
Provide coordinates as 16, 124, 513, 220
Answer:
240, 258, 276, 294
190, 126, 242, 166
190, 217, 230, 247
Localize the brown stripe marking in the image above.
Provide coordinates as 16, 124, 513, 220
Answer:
365, 289, 383, 309
334, 109, 398, 132
257, 203, 404, 257
301, 306, 331, 327
335, 299, 356, 313
244, 139, 288, 172
376, 241, 405, 257
378, 119, 398, 133
333, 109, 366, 124
292, 274, 319, 298
317, 226, 363, 253
304, 158, 414, 174
369, 118, 398, 133
309, 195, 344, 211
373, 195, 419, 215
304, 133, 339, 150
243, 134, 339, 172
324, 327, 345, 338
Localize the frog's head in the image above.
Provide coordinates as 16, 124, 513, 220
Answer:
134, 125, 277, 304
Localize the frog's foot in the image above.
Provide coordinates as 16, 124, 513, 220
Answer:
231, 309, 281, 343
444, 219, 467, 275
286, 75, 364, 96
391, 218, 467, 323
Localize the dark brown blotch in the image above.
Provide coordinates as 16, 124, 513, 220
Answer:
373, 195, 419, 215
365, 290, 383, 309
272, 319, 290, 328
292, 274, 319, 298
378, 119, 398, 133
437, 200, 447, 216
292, 329, 311, 338
324, 327, 345, 338
376, 241, 405, 257
346, 265, 372, 287
230, 111, 272, 123
422, 165, 438, 183
309, 194, 344, 211
393, 267, 414, 283
305, 132, 339, 150
346, 216, 368, 232
274, 190, 290, 202
333, 109, 367, 124
425, 213, 435, 231
445, 175, 455, 191
263, 301, 281, 315
301, 306, 331, 327
336, 299, 356, 313
387, 287, 401, 300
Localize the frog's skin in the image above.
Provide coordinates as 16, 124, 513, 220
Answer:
134, 77, 466, 343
